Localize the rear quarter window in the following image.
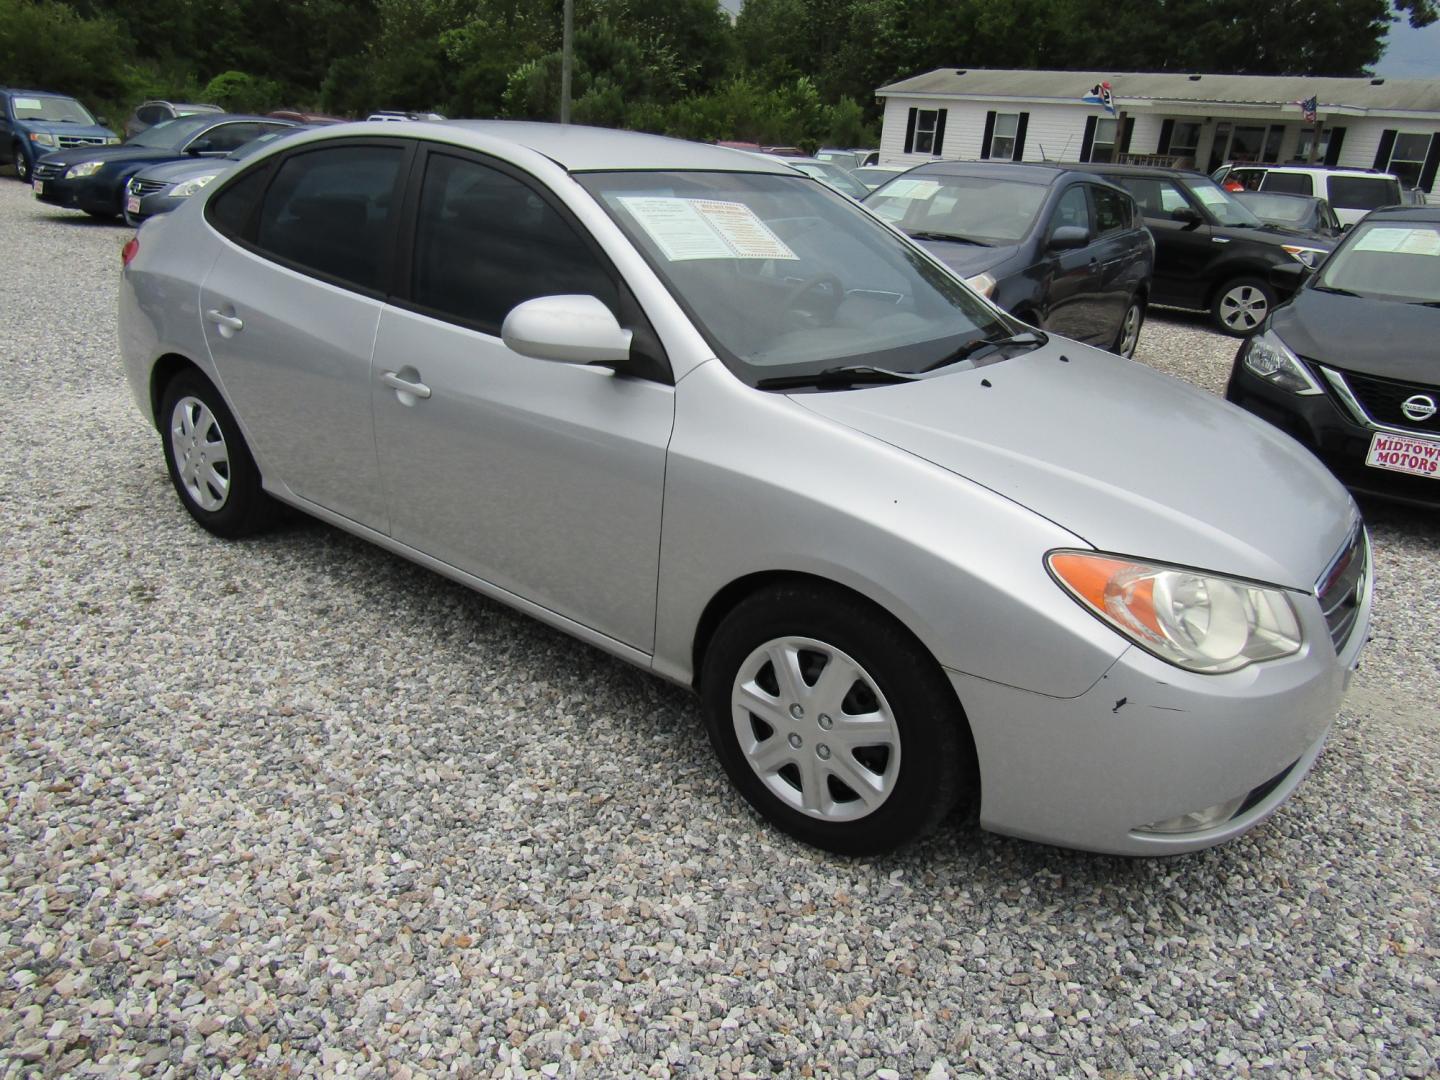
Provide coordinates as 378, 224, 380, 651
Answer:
1327, 176, 1402, 211
1262, 172, 1315, 196
205, 164, 274, 241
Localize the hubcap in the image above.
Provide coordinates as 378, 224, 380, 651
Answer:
169, 396, 231, 512
1120, 304, 1141, 356
731, 636, 901, 822
1219, 286, 1268, 331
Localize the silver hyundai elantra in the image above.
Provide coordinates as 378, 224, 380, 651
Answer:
118, 121, 1371, 857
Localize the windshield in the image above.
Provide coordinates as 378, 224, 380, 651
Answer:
1186, 178, 1264, 227
579, 170, 1013, 384
9, 95, 94, 124
866, 173, 1048, 244
791, 162, 867, 199
1233, 191, 1311, 225
227, 127, 305, 160
126, 116, 214, 149
1315, 221, 1440, 303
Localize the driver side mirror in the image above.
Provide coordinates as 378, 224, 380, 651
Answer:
1049, 225, 1089, 251
1170, 206, 1202, 228
502, 295, 634, 367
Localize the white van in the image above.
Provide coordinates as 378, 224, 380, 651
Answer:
1210, 164, 1403, 227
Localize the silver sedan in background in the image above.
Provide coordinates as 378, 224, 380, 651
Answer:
118, 122, 1370, 857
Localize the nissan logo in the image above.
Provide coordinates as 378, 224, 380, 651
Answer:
1401, 394, 1437, 423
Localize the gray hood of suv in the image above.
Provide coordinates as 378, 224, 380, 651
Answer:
791, 342, 1355, 588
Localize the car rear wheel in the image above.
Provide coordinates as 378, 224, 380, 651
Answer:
701, 583, 968, 855
160, 369, 276, 538
1112, 296, 1145, 357
12, 143, 30, 183
1212, 277, 1274, 336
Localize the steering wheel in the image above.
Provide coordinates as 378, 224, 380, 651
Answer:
780, 273, 845, 321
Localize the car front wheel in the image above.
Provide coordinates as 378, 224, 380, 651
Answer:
1212, 277, 1275, 336
1113, 296, 1145, 357
160, 369, 276, 537
13, 143, 30, 183
701, 583, 969, 855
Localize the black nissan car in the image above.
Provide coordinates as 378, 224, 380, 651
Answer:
1226, 206, 1440, 507
1070, 163, 1335, 336
31, 113, 294, 219
864, 162, 1155, 356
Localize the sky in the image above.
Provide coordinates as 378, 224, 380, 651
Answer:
1374, 17, 1440, 78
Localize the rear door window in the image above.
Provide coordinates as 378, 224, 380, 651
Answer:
1327, 176, 1402, 211
1261, 172, 1314, 196
253, 143, 406, 294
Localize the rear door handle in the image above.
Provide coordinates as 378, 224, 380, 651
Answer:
206, 309, 244, 332
382, 371, 432, 399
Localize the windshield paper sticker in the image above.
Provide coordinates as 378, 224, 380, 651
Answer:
13, 97, 42, 110
877, 178, 940, 201
619, 197, 798, 261
1193, 185, 1230, 206
1354, 226, 1440, 257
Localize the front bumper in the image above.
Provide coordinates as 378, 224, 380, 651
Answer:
951, 549, 1371, 856
1227, 359, 1440, 509
32, 169, 119, 216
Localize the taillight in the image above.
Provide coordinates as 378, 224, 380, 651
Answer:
121, 236, 139, 268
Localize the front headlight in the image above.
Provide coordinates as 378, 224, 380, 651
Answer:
1047, 551, 1303, 674
104, 136, 122, 145
171, 173, 218, 198
964, 271, 997, 298
1281, 244, 1327, 269
28, 132, 57, 147
65, 161, 105, 179
1242, 328, 1323, 395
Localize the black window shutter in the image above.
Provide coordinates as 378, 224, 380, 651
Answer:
1156, 119, 1174, 156
980, 111, 996, 159
904, 108, 918, 154
932, 110, 947, 157
1012, 112, 1029, 161
1120, 116, 1135, 156
1079, 115, 1098, 162
1373, 129, 1397, 171
1324, 126, 1346, 167
1418, 134, 1440, 191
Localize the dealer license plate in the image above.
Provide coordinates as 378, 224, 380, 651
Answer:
126, 195, 141, 215
32, 180, 43, 196
1366, 431, 1440, 479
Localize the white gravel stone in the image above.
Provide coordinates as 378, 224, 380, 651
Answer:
0, 181, 1436, 1078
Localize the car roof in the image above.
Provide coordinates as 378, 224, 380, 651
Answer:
1363, 205, 1440, 223
909, 159, 1137, 194
1066, 162, 1208, 180
396, 120, 798, 174
1232, 163, 1392, 176
1232, 190, 1322, 203
5, 89, 80, 99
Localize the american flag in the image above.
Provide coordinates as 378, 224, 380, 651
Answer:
1294, 95, 1318, 122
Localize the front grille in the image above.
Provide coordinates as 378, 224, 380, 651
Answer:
129, 178, 167, 196
1315, 524, 1368, 654
31, 161, 64, 181
57, 135, 106, 149
1338, 369, 1440, 435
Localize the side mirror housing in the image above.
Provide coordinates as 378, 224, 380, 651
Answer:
1170, 206, 1202, 228
502, 294, 634, 366
1269, 262, 1310, 291
1049, 225, 1089, 250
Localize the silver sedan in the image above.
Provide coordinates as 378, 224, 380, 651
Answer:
118, 121, 1370, 857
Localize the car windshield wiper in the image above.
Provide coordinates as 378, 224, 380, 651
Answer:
1310, 284, 1363, 297
755, 365, 920, 390
922, 331, 1046, 373
905, 230, 992, 246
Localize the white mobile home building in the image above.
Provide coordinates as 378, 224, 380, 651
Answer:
877, 68, 1440, 199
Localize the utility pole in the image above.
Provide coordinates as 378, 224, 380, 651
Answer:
560, 0, 573, 124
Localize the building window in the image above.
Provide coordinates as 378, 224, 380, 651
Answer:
1296, 126, 1332, 163
988, 113, 1020, 159
1087, 118, 1119, 163
1388, 132, 1433, 189
1169, 121, 1201, 161
914, 110, 939, 154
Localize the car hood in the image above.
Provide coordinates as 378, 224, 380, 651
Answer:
38, 146, 180, 168
790, 342, 1356, 589
1215, 221, 1336, 250
913, 239, 1024, 281
1272, 288, 1438, 383
133, 157, 238, 185
21, 121, 117, 140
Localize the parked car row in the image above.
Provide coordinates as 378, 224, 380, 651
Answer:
115, 120, 1375, 861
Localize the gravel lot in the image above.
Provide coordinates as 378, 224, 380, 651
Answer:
1, 178, 1437, 1079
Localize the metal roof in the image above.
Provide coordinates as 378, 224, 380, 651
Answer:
876, 68, 1440, 114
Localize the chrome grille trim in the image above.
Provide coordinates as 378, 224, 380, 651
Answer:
129, 178, 167, 196
1319, 366, 1440, 438
1314, 522, 1368, 654
57, 135, 106, 149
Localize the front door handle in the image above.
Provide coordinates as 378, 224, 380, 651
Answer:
205, 309, 244, 332
382, 371, 432, 399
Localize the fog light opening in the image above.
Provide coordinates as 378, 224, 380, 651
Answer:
1135, 795, 1248, 836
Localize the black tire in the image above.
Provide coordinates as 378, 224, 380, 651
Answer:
85, 209, 118, 221
159, 368, 276, 538
13, 143, 30, 183
700, 582, 970, 856
1210, 276, 1275, 337
1111, 295, 1146, 357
